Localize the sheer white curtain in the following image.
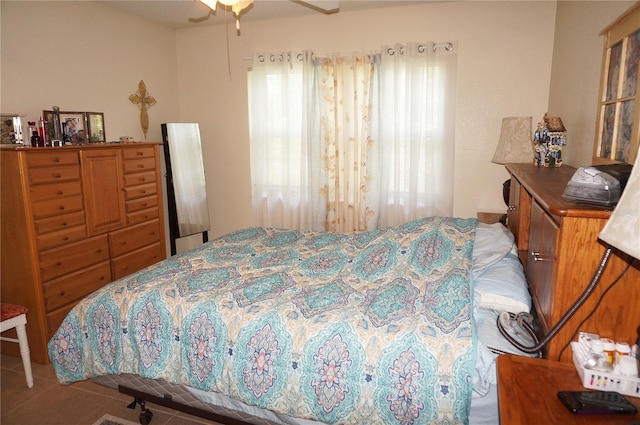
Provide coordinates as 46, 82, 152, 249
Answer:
378, 42, 457, 227
249, 51, 325, 230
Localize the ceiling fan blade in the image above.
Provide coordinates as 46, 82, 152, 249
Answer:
295, 0, 339, 13
188, 10, 213, 23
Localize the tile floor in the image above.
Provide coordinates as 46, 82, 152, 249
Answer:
0, 354, 222, 425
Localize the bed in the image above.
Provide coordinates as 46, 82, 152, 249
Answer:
47, 217, 533, 425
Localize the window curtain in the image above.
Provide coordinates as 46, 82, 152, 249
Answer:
249, 43, 457, 232
249, 51, 325, 230
313, 54, 381, 232
378, 42, 457, 227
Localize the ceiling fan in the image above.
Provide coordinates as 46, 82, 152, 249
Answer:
189, 0, 339, 29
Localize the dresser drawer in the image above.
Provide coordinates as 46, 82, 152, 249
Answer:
123, 170, 156, 187
122, 146, 155, 160
26, 150, 79, 168
36, 225, 86, 251
123, 157, 156, 174
127, 207, 160, 226
109, 219, 160, 257
32, 194, 84, 219
124, 183, 157, 200
28, 164, 80, 185
34, 211, 86, 235
111, 243, 163, 280
30, 181, 82, 203
39, 235, 110, 282
43, 261, 111, 312
126, 195, 158, 213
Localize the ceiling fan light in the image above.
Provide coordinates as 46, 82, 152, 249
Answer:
199, 0, 217, 11
231, 0, 253, 15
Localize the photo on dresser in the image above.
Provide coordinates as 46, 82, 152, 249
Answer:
86, 112, 105, 143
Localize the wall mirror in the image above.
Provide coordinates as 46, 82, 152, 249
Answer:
593, 3, 640, 165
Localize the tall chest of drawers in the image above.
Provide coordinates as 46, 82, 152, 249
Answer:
505, 163, 640, 362
1, 143, 166, 363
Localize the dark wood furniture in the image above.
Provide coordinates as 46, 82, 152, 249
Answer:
505, 163, 640, 362
497, 354, 640, 424
1, 143, 167, 363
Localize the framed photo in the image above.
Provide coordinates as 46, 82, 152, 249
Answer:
86, 112, 106, 143
42, 110, 106, 145
59, 111, 86, 143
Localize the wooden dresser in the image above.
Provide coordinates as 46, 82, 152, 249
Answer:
505, 163, 639, 362
1, 143, 166, 363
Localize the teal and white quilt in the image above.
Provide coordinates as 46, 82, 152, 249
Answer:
48, 216, 478, 424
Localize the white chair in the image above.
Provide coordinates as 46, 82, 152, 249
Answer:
1, 303, 34, 388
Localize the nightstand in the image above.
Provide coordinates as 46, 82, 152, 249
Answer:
496, 354, 640, 424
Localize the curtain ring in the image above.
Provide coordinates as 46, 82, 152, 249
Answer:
387, 47, 395, 56
258, 54, 265, 62
269, 54, 276, 62
417, 44, 425, 53
297, 53, 303, 61
444, 42, 453, 51
399, 46, 405, 55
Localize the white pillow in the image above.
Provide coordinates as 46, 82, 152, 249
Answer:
473, 223, 531, 313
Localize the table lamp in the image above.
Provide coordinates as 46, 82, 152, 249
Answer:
492, 117, 533, 223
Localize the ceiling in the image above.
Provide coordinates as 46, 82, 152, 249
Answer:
100, 0, 428, 29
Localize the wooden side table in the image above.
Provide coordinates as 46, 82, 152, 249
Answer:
477, 212, 505, 225
497, 354, 640, 424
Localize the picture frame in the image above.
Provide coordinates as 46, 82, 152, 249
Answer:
59, 111, 87, 143
42, 110, 106, 145
86, 112, 106, 143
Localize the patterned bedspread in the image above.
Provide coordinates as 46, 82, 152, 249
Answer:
49, 217, 478, 425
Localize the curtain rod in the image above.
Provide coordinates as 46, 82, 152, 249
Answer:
242, 42, 454, 61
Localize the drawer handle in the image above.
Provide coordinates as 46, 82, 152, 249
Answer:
53, 173, 62, 178
139, 177, 146, 182
137, 164, 144, 168
58, 205, 65, 210
56, 190, 64, 195
142, 203, 148, 207
531, 251, 544, 262
141, 190, 147, 194
62, 221, 68, 226
63, 236, 69, 241
59, 291, 65, 296
136, 151, 144, 156
53, 157, 61, 163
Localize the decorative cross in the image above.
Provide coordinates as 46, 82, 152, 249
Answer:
129, 80, 156, 140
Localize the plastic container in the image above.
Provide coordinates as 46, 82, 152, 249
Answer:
572, 342, 640, 398
602, 338, 616, 364
617, 342, 631, 364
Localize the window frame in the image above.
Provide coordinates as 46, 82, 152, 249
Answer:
593, 3, 640, 165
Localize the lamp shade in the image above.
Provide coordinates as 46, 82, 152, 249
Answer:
492, 117, 534, 164
599, 154, 640, 259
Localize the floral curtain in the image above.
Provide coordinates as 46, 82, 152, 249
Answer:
313, 54, 381, 232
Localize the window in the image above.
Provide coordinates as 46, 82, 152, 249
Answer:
593, 3, 640, 165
